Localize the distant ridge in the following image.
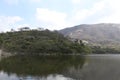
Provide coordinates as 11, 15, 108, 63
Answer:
59, 23, 120, 47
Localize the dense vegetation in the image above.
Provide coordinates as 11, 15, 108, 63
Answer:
0, 28, 91, 55
92, 46, 120, 54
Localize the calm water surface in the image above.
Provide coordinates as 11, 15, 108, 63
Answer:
0, 55, 120, 80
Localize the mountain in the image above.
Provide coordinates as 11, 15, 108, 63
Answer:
59, 23, 120, 47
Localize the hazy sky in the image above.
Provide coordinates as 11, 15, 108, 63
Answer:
0, 0, 120, 31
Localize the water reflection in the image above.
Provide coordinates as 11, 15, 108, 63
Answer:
1, 55, 120, 80
0, 55, 85, 80
0, 72, 74, 80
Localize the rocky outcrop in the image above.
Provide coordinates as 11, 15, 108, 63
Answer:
0, 49, 12, 58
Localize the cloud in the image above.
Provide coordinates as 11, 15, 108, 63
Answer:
0, 16, 23, 31
71, 0, 120, 24
35, 1, 107, 30
35, 8, 70, 30
3, 0, 120, 31
72, 0, 106, 24
97, 0, 120, 23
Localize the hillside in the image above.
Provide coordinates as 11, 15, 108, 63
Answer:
0, 29, 91, 55
59, 23, 120, 47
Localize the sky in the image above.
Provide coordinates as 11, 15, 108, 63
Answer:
0, 0, 120, 31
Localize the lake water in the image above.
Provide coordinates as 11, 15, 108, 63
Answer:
0, 55, 120, 80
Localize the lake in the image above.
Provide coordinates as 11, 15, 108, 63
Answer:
0, 55, 120, 80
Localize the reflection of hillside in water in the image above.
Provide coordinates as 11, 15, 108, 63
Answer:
0, 55, 86, 80
65, 55, 120, 80
0, 55, 119, 80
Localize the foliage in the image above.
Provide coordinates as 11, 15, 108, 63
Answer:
0, 29, 91, 55
92, 46, 120, 54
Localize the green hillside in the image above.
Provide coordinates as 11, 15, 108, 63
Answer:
0, 29, 91, 55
